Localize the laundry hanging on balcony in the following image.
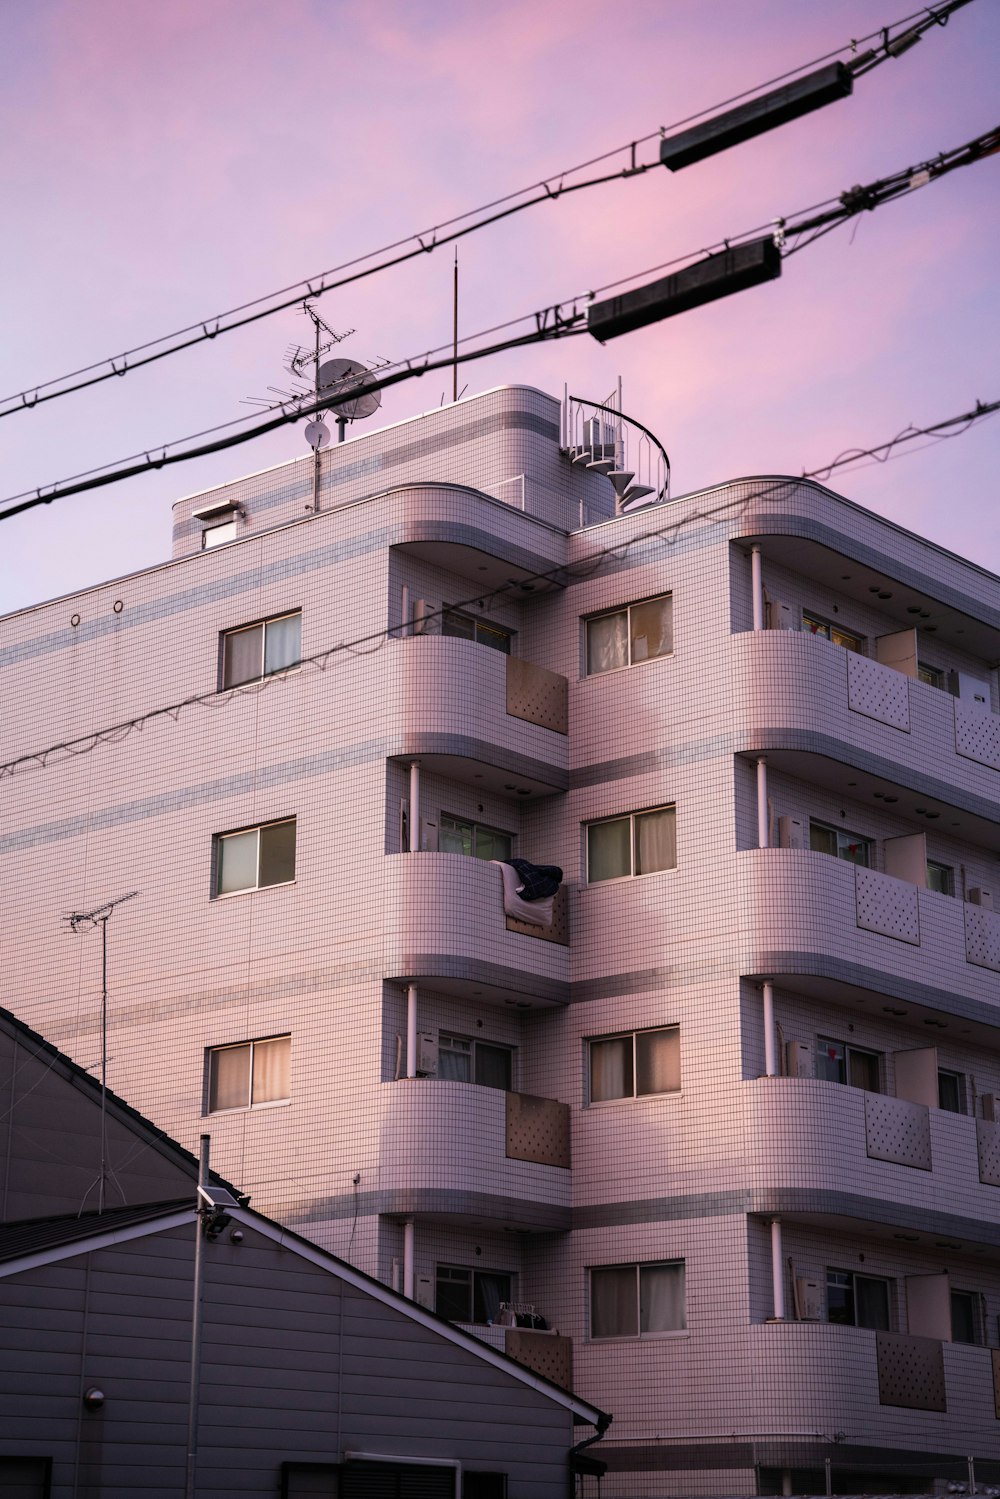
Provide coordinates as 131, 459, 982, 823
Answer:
493, 859, 563, 927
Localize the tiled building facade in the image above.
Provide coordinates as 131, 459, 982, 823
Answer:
4, 383, 1000, 1494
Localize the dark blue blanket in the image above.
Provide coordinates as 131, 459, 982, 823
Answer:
508, 858, 563, 901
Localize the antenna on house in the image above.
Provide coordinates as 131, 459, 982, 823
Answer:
65, 889, 139, 1214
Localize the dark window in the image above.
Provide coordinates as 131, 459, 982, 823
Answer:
826, 1269, 890, 1329
0, 1458, 51, 1499
809, 821, 871, 867
816, 1038, 880, 1092
918, 662, 946, 690
927, 861, 955, 897
438, 1034, 513, 1090
438, 814, 512, 862
801, 612, 864, 652
222, 611, 301, 687
215, 818, 296, 895
464, 1476, 507, 1499
342, 1464, 456, 1499
938, 1070, 966, 1114
951, 1290, 980, 1345
442, 609, 511, 653
436, 1265, 512, 1324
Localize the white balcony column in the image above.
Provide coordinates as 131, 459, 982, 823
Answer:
763, 982, 778, 1077
751, 544, 764, 631
401, 583, 410, 637
405, 984, 418, 1080
403, 1219, 415, 1299
409, 762, 421, 853
756, 758, 769, 849
770, 1218, 786, 1320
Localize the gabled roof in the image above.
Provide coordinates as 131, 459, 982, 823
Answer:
0, 1194, 609, 1430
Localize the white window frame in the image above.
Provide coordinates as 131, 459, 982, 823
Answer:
202, 518, 237, 549
206, 1034, 291, 1114
438, 812, 514, 861
585, 593, 673, 676
221, 610, 302, 688
588, 1026, 680, 1104
213, 817, 297, 897
586, 806, 676, 883
589, 1260, 686, 1340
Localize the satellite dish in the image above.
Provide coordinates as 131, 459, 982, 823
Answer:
304, 418, 330, 450
317, 358, 383, 422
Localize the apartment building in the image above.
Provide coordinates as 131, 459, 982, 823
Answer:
3, 382, 1000, 1496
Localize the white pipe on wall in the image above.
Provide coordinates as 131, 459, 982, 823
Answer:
401, 584, 410, 638
409, 762, 421, 853
405, 985, 418, 1080
756, 758, 769, 849
403, 1219, 415, 1299
763, 982, 778, 1077
771, 1219, 785, 1319
751, 544, 764, 631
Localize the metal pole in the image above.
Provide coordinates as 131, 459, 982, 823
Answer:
184, 1135, 209, 1499
968, 1457, 976, 1495
98, 915, 109, 1214
403, 1219, 415, 1299
825, 1457, 832, 1496
409, 763, 421, 853
452, 250, 459, 403
757, 758, 769, 849
312, 311, 321, 512
771, 1218, 785, 1319
763, 982, 778, 1077
751, 544, 764, 630
406, 986, 418, 1079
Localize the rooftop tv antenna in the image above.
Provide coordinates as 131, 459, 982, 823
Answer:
65, 888, 139, 1213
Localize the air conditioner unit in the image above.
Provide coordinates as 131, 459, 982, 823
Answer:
766, 598, 794, 630
786, 1039, 815, 1078
982, 1094, 996, 1123
416, 1033, 439, 1077
969, 887, 994, 911
796, 1276, 825, 1322
414, 1275, 435, 1309
778, 816, 805, 850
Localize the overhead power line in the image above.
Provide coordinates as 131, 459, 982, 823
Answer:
0, 1, 974, 425
0, 392, 995, 783
1, 123, 995, 525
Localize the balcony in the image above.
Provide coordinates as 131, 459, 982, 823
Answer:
743, 1077, 1000, 1236
382, 852, 570, 1005
384, 636, 568, 795
731, 631, 1000, 827
457, 1323, 573, 1388
378, 1079, 571, 1231
738, 849, 1000, 1013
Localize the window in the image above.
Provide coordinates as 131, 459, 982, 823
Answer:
590, 1261, 685, 1338
208, 1034, 290, 1112
222, 611, 301, 687
816, 1037, 881, 1092
587, 807, 676, 882
589, 1027, 680, 1102
202, 518, 237, 549
436, 1265, 512, 1324
809, 821, 871, 867
938, 1069, 966, 1114
215, 818, 296, 895
951, 1289, 982, 1345
918, 662, 946, 690
439, 814, 512, 862
801, 612, 863, 652
927, 860, 955, 897
441, 608, 512, 654
439, 1033, 513, 1090
826, 1269, 891, 1330
586, 594, 672, 674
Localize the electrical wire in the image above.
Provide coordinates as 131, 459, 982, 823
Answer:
2, 122, 996, 525
0, 1, 973, 424
2, 390, 995, 783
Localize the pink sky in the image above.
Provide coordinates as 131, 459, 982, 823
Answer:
1, 0, 998, 614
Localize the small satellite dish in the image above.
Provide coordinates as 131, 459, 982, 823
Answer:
317, 358, 383, 422
304, 418, 330, 450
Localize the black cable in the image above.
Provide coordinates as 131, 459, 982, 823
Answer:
0, 1, 973, 424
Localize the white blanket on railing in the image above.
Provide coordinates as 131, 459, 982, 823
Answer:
493, 861, 554, 927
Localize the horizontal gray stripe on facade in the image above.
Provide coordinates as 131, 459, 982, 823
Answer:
398, 733, 567, 791
573, 1191, 749, 1230
289, 1188, 570, 1234
750, 949, 1000, 1031
750, 1187, 1000, 1249
395, 955, 569, 1007
741, 729, 1000, 827
570, 733, 735, 789
172, 407, 560, 540
597, 1439, 1000, 1476
748, 508, 1000, 634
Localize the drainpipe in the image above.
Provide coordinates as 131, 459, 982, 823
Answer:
567, 1411, 612, 1499
751, 545, 764, 630
402, 1219, 415, 1299
401, 584, 410, 638
409, 763, 421, 853
405, 985, 418, 1079
763, 982, 778, 1078
756, 758, 768, 849
771, 1219, 786, 1320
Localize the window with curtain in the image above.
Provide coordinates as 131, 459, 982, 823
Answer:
438, 1034, 513, 1089
826, 1268, 891, 1329
587, 807, 676, 882
222, 610, 302, 688
591, 1261, 685, 1338
436, 1265, 513, 1323
586, 595, 672, 675
215, 818, 296, 895
590, 1027, 680, 1102
208, 1034, 290, 1112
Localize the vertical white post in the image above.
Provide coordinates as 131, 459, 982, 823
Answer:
401, 584, 410, 638
406, 985, 418, 1079
756, 758, 769, 849
403, 1219, 415, 1299
409, 763, 420, 853
751, 544, 764, 631
771, 1218, 785, 1320
763, 982, 778, 1077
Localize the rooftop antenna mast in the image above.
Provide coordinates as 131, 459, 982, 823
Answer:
291, 303, 355, 512
65, 889, 139, 1213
